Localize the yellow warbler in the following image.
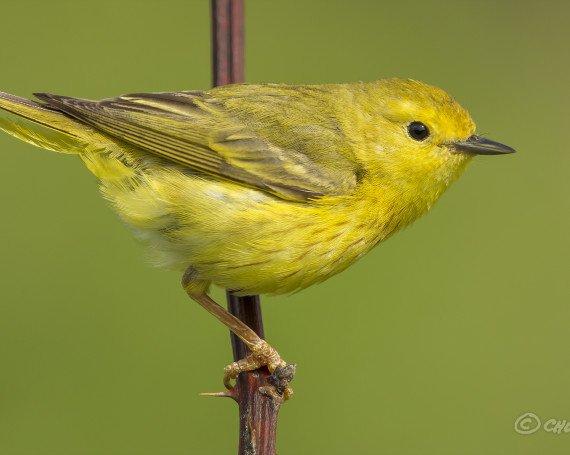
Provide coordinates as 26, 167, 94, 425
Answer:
0, 79, 515, 386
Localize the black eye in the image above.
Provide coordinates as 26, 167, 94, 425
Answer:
407, 121, 430, 141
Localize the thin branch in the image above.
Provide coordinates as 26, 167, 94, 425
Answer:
211, 0, 257, 377
210, 2, 294, 454
211, 0, 244, 87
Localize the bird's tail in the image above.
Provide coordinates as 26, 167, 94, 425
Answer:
0, 91, 97, 154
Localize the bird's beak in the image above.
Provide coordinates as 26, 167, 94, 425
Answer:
452, 135, 516, 155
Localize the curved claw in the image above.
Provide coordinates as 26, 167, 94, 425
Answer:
222, 340, 287, 389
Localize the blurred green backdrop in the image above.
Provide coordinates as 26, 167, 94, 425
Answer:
1, 1, 568, 454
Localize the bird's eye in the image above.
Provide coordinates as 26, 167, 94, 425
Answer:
407, 121, 430, 141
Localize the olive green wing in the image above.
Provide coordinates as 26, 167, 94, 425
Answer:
33, 84, 359, 201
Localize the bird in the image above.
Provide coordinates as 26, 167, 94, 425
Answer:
0, 78, 515, 389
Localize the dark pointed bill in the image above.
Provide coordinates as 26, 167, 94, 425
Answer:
452, 135, 516, 155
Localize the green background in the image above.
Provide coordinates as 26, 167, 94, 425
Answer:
1, 1, 568, 454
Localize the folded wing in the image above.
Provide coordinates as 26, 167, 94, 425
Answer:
34, 84, 359, 201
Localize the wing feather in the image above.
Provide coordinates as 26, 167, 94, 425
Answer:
33, 84, 359, 201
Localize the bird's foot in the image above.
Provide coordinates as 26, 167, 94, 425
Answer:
223, 340, 293, 399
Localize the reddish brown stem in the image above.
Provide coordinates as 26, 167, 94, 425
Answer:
211, 0, 245, 87
211, 0, 255, 377
226, 292, 264, 360
210, 2, 294, 454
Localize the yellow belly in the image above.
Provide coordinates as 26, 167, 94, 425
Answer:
81, 148, 401, 295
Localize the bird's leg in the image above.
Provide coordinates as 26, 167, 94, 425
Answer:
182, 268, 286, 389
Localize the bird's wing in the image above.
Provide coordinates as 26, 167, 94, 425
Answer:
33, 84, 360, 201
0, 91, 100, 155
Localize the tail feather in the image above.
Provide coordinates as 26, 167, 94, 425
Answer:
0, 91, 97, 154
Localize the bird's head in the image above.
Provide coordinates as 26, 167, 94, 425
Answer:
356, 78, 515, 202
